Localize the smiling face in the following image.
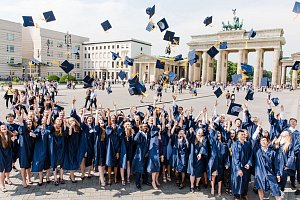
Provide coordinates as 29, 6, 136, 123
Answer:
55, 117, 62, 126
0, 125, 7, 133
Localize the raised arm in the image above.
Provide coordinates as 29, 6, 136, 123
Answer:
107, 108, 112, 126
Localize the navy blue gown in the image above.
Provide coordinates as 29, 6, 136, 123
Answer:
94, 125, 106, 167
105, 126, 121, 167
49, 127, 66, 170
147, 126, 160, 173
18, 123, 34, 169
132, 131, 150, 173
0, 134, 13, 172
268, 109, 288, 140
119, 132, 134, 169
6, 123, 19, 163
81, 123, 94, 167
171, 135, 189, 173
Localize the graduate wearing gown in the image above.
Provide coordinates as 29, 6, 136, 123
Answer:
267, 102, 288, 141
231, 130, 253, 200
5, 113, 19, 172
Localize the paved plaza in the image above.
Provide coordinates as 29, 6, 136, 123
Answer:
0, 84, 300, 200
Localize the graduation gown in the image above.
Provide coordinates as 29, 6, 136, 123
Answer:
94, 125, 106, 167
147, 126, 161, 173
242, 110, 258, 138
231, 140, 252, 196
49, 127, 66, 170
171, 134, 189, 173
119, 132, 134, 169
31, 125, 51, 172
81, 123, 94, 167
6, 122, 19, 162
268, 109, 288, 140
132, 131, 150, 173
18, 123, 34, 169
0, 136, 13, 172
161, 128, 172, 164
276, 143, 295, 175
254, 146, 281, 196
105, 126, 121, 167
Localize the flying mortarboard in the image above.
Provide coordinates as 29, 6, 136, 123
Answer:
248, 28, 256, 39
174, 54, 183, 61
83, 75, 94, 85
157, 18, 169, 32
241, 63, 253, 74
245, 89, 254, 101
219, 42, 228, 49
60, 60, 74, 74
231, 74, 242, 84
292, 61, 300, 70
163, 30, 175, 42
293, 1, 300, 14
172, 37, 180, 45
214, 87, 223, 98
146, 5, 155, 18
203, 16, 213, 26
124, 56, 134, 66
260, 77, 269, 87
188, 50, 199, 66
271, 97, 280, 106
118, 70, 126, 80
101, 20, 112, 31
146, 20, 155, 32
111, 52, 120, 60
227, 103, 242, 116
71, 47, 79, 55
165, 45, 171, 55
168, 71, 177, 82
43, 11, 56, 23
22, 16, 35, 27
156, 60, 166, 69
83, 83, 93, 88
207, 46, 219, 58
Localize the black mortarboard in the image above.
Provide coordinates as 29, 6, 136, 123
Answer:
146, 5, 155, 18
83, 83, 93, 88
146, 20, 155, 32
128, 75, 139, 85
293, 1, 300, 13
83, 75, 94, 85
118, 70, 126, 80
227, 103, 242, 116
261, 77, 269, 87
232, 74, 242, 84
203, 16, 213, 26
168, 71, 177, 82
241, 63, 253, 74
214, 87, 223, 98
219, 42, 228, 49
43, 11, 56, 23
156, 60, 165, 69
101, 20, 112, 31
54, 104, 64, 112
188, 50, 199, 65
271, 97, 280, 106
22, 16, 35, 27
163, 30, 175, 42
245, 89, 254, 101
207, 46, 219, 58
248, 28, 256, 39
128, 75, 146, 96
60, 60, 74, 74
172, 37, 180, 45
157, 18, 169, 32
292, 61, 300, 70
124, 56, 134, 66
71, 47, 79, 55
174, 54, 183, 61
111, 52, 120, 60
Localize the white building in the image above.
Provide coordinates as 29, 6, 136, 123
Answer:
0, 19, 23, 78
82, 39, 151, 80
22, 27, 89, 79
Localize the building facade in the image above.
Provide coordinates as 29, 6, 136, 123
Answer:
0, 19, 23, 78
82, 39, 151, 80
281, 52, 300, 89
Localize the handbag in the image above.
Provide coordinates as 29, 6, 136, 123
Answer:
3, 91, 8, 99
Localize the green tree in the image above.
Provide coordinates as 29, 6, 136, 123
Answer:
47, 74, 60, 81
289, 70, 300, 83
59, 74, 76, 83
263, 70, 272, 80
227, 61, 238, 82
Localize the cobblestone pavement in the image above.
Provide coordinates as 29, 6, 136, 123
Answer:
0, 85, 300, 199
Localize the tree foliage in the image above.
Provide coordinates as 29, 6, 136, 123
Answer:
59, 74, 76, 83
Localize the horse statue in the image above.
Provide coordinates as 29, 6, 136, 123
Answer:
222, 21, 229, 31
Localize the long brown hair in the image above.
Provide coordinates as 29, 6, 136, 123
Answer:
0, 131, 12, 149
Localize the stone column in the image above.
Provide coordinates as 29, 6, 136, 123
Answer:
258, 49, 265, 86
216, 51, 223, 82
139, 63, 142, 81
194, 51, 202, 81
272, 48, 281, 86
221, 51, 228, 83
281, 65, 286, 85
292, 70, 298, 90
188, 64, 194, 82
201, 52, 208, 84
237, 50, 243, 74
206, 56, 213, 82
253, 49, 262, 88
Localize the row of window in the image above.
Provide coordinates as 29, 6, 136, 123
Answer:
84, 71, 128, 80
84, 51, 127, 59
84, 44, 129, 51
46, 39, 81, 50
46, 50, 80, 59
83, 61, 128, 69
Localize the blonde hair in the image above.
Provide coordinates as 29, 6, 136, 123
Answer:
275, 131, 292, 153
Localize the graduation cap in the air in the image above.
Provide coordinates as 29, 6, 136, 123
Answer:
165, 45, 171, 55
101, 20, 112, 31
118, 70, 126, 80
157, 18, 169, 32
293, 1, 300, 14
227, 103, 242, 116
43, 11, 56, 23
128, 82, 146, 96
60, 60, 74, 74
188, 50, 199, 65
83, 75, 94, 85
71, 47, 79, 55
203, 16, 213, 26
128, 75, 139, 85
231, 74, 242, 84
172, 37, 180, 45
156, 60, 166, 69
146, 5, 155, 18
248, 28, 256, 39
111, 52, 120, 60
245, 89, 254, 101
292, 61, 300, 70
261, 77, 269, 87
146, 20, 155, 32
124, 56, 134, 66
168, 71, 177, 82
163, 31, 175, 42
207, 46, 219, 58
214, 87, 223, 98
174, 54, 183, 61
22, 16, 35, 27
241, 63, 253, 74
271, 97, 280, 106
219, 42, 228, 49
83, 83, 93, 88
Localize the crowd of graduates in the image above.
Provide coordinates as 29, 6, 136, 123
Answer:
0, 83, 299, 200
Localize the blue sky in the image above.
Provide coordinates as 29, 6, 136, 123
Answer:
0, 0, 299, 70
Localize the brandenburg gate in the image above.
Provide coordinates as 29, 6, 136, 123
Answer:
187, 28, 285, 88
